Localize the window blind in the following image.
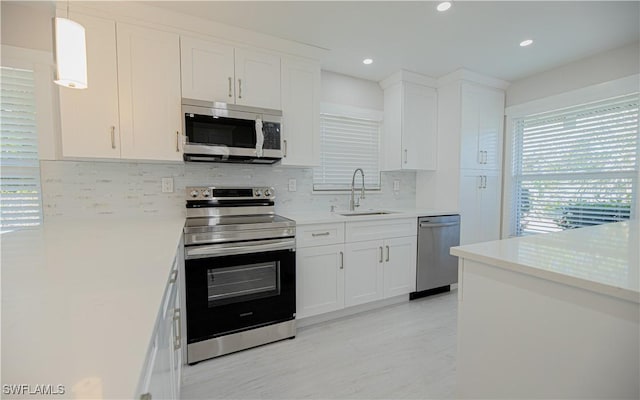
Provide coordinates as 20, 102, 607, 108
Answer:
313, 113, 381, 190
512, 93, 639, 236
1, 66, 42, 229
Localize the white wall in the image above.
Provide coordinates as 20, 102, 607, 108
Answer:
321, 70, 384, 110
0, 1, 54, 51
506, 41, 640, 107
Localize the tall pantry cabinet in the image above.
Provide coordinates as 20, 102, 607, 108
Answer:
435, 76, 506, 245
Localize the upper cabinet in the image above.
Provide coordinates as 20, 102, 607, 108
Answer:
280, 57, 320, 167
381, 75, 438, 171
59, 13, 120, 159
459, 83, 505, 171
59, 15, 182, 161
181, 36, 281, 110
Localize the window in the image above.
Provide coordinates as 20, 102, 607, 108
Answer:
313, 105, 382, 191
511, 93, 639, 236
1, 65, 43, 229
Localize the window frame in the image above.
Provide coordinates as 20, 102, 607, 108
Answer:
312, 102, 384, 193
502, 74, 640, 238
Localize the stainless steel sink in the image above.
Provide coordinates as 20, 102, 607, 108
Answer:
338, 210, 396, 216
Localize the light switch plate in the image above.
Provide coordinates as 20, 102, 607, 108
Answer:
288, 178, 297, 192
393, 180, 400, 191
162, 177, 174, 193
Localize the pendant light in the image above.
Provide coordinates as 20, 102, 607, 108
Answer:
54, 2, 87, 89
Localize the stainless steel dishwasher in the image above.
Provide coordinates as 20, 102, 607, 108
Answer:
410, 214, 461, 299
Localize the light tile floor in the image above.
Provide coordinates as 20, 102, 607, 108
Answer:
181, 290, 457, 399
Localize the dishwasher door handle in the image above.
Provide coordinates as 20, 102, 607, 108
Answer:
419, 222, 459, 229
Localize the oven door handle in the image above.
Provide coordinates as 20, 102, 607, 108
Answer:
185, 238, 295, 259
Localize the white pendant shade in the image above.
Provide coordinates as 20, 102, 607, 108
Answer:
54, 17, 88, 89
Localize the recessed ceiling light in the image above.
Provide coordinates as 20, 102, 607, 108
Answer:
363, 58, 373, 65
520, 39, 534, 47
437, 2, 452, 12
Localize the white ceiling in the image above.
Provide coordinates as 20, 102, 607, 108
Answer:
149, 1, 640, 83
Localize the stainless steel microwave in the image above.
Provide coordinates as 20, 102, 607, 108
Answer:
182, 99, 283, 164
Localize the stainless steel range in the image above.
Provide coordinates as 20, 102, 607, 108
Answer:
183, 186, 296, 364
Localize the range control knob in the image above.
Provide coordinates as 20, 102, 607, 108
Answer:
201, 189, 211, 198
263, 189, 272, 197
190, 190, 199, 198
254, 189, 262, 197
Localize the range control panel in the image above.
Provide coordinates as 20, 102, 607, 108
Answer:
185, 186, 275, 201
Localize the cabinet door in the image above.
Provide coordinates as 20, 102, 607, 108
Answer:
296, 244, 345, 318
460, 84, 504, 171
402, 83, 437, 170
459, 171, 482, 245
180, 36, 235, 103
280, 57, 320, 166
344, 240, 384, 307
59, 13, 120, 159
479, 171, 501, 241
147, 289, 174, 399
117, 23, 182, 161
234, 48, 281, 110
383, 236, 417, 297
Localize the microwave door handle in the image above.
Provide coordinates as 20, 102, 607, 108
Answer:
255, 117, 264, 157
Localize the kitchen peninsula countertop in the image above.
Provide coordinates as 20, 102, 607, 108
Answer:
451, 220, 640, 303
1, 215, 185, 399
281, 208, 459, 225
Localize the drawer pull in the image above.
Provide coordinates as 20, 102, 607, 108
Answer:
311, 232, 330, 237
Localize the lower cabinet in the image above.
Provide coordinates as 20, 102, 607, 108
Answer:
296, 244, 345, 318
137, 253, 182, 400
296, 219, 418, 319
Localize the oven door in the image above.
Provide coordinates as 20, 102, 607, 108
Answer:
184, 239, 295, 344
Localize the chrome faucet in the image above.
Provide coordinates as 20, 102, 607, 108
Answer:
349, 168, 366, 211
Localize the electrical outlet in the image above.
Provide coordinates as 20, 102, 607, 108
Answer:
161, 177, 174, 193
393, 180, 400, 191
288, 178, 297, 192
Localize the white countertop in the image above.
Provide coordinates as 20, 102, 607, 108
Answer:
451, 221, 640, 303
1, 215, 185, 399
281, 208, 458, 225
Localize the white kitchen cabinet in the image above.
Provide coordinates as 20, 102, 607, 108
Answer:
460, 83, 505, 171
382, 81, 438, 171
280, 56, 320, 166
383, 236, 417, 297
117, 23, 182, 161
180, 37, 281, 110
344, 240, 385, 307
138, 254, 182, 400
58, 15, 183, 162
58, 13, 120, 159
459, 170, 501, 245
180, 36, 235, 103
296, 244, 345, 318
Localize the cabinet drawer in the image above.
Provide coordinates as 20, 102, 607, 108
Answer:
346, 218, 417, 242
296, 223, 345, 248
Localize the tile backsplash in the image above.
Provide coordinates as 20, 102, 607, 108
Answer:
40, 160, 416, 218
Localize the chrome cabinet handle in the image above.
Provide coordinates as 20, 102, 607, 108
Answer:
312, 232, 330, 237
176, 131, 180, 152
283, 139, 287, 157
238, 79, 242, 99
228, 77, 232, 98
169, 269, 178, 284
483, 175, 488, 189
482, 151, 488, 164
339, 251, 344, 269
379, 246, 383, 263
110, 126, 116, 149
385, 245, 390, 262
404, 149, 408, 164
478, 176, 483, 189
478, 150, 482, 164
173, 308, 181, 350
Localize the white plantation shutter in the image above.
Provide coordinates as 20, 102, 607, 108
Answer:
512, 93, 639, 236
1, 66, 42, 229
314, 113, 381, 190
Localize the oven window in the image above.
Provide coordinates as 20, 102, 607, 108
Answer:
207, 261, 280, 307
186, 114, 256, 147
